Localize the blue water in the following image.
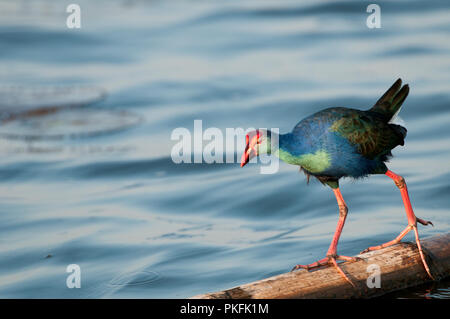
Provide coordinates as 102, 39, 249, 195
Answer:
0, 0, 449, 298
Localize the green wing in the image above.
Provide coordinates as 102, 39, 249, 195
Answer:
329, 111, 405, 159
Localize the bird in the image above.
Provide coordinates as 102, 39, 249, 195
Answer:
240, 78, 434, 286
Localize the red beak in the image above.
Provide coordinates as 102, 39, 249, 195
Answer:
240, 144, 250, 167
241, 134, 257, 167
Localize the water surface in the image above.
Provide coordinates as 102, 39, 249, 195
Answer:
0, 0, 449, 298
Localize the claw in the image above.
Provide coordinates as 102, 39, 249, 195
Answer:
417, 218, 433, 227
291, 265, 305, 272
360, 248, 370, 254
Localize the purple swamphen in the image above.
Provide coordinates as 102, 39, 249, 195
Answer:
240, 79, 433, 286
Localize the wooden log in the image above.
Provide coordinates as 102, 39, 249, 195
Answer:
191, 232, 450, 299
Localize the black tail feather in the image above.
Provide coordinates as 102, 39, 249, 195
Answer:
370, 78, 409, 121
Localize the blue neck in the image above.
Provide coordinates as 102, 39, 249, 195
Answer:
279, 132, 306, 156
272, 132, 308, 165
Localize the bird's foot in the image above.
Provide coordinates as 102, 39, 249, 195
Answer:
291, 254, 362, 287
360, 217, 433, 254
360, 223, 434, 280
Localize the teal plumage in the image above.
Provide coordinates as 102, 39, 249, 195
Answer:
251, 79, 410, 189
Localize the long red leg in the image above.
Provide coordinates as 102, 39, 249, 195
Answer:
326, 188, 348, 256
362, 170, 434, 279
292, 188, 360, 287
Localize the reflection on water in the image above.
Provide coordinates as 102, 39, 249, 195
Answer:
0, 85, 106, 117
0, 107, 142, 140
382, 277, 450, 299
0, 0, 449, 298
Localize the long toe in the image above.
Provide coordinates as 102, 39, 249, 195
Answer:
336, 255, 363, 262
329, 257, 356, 288
360, 225, 413, 254
412, 225, 435, 280
291, 257, 330, 272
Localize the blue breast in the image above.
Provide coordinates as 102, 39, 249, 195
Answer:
281, 114, 380, 178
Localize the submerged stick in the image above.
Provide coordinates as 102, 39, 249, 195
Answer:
191, 232, 450, 299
